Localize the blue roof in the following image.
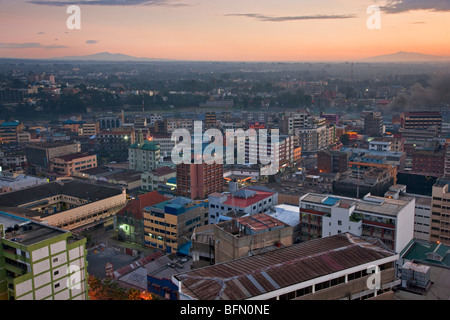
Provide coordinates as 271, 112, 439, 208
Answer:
177, 241, 192, 256
1, 121, 20, 127
167, 177, 176, 184
323, 197, 341, 206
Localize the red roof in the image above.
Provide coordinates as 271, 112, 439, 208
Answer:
223, 190, 275, 208
117, 191, 168, 220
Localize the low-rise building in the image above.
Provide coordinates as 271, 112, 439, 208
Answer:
208, 187, 278, 224
0, 179, 127, 232
143, 197, 208, 254
49, 153, 97, 176
173, 233, 400, 300
141, 166, 176, 192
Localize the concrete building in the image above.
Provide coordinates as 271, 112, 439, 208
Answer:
400, 111, 442, 135
317, 150, 351, 174
213, 213, 293, 264
0, 171, 48, 194
49, 153, 97, 176
0, 179, 127, 232
176, 161, 223, 201
0, 121, 24, 144
164, 119, 193, 134
0, 211, 88, 300
364, 112, 384, 137
412, 147, 446, 178
128, 140, 160, 172
369, 138, 392, 152
78, 122, 100, 137
151, 134, 175, 159
429, 178, 450, 245
25, 142, 81, 169
173, 233, 400, 300
115, 191, 168, 246
141, 166, 176, 192
97, 128, 135, 162
295, 125, 331, 154
143, 197, 208, 254
208, 187, 278, 224
282, 110, 311, 135
384, 185, 432, 242
299, 192, 415, 253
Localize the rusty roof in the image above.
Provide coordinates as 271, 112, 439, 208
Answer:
174, 233, 396, 300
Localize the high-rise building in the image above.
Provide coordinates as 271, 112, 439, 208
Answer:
0, 211, 89, 300
364, 112, 384, 137
282, 110, 311, 135
176, 161, 223, 200
97, 128, 135, 162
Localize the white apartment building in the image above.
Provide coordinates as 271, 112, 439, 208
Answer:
384, 185, 431, 242
369, 138, 392, 152
299, 192, 415, 253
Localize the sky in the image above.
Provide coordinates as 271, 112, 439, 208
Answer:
0, 0, 449, 61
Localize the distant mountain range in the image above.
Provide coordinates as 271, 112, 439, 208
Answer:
361, 51, 450, 62
47, 52, 171, 62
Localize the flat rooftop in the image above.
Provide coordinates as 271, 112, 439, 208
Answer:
0, 211, 73, 246
301, 193, 411, 217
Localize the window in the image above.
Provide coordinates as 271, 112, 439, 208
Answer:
54, 283, 60, 289
53, 258, 58, 263
338, 220, 342, 226
54, 270, 59, 276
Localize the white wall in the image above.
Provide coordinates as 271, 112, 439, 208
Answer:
395, 198, 416, 253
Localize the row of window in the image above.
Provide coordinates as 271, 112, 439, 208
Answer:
275, 262, 393, 300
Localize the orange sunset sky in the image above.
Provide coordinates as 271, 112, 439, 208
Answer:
0, 0, 449, 61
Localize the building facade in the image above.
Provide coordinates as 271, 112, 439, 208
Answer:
173, 233, 400, 300
128, 140, 160, 172
143, 197, 208, 254
299, 192, 415, 252
0, 211, 88, 300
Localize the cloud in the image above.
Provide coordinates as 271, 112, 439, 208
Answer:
86, 40, 99, 44
27, 0, 187, 6
225, 13, 356, 22
0, 42, 69, 50
37, 32, 45, 34
381, 0, 450, 13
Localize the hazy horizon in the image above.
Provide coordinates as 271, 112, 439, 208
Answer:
1, 0, 449, 62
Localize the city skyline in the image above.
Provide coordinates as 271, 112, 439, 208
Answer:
1, 0, 450, 61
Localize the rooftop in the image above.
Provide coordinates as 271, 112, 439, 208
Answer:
53, 152, 95, 162
301, 193, 411, 217
0, 179, 123, 208
174, 233, 396, 300
1, 211, 82, 246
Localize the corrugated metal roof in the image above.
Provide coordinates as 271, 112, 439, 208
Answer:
174, 233, 396, 300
